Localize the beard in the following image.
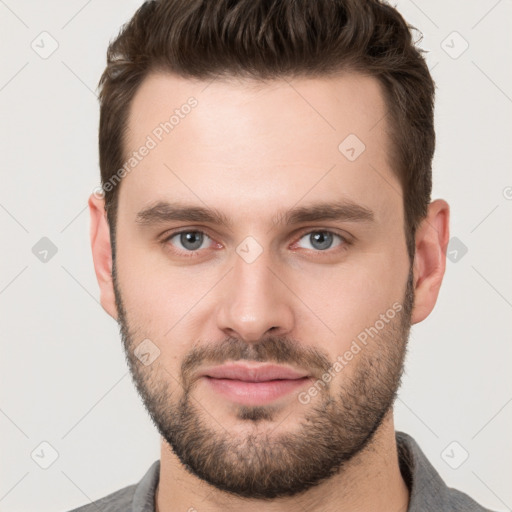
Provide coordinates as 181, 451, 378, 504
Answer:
112, 264, 414, 500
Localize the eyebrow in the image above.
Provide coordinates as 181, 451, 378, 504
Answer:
135, 200, 375, 228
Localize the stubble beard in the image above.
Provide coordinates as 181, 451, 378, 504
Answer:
113, 264, 414, 499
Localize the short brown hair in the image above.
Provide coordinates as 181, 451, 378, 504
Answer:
98, 0, 435, 263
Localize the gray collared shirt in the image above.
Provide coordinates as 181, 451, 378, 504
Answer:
65, 431, 496, 511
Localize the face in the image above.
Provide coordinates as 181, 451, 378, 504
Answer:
111, 72, 414, 498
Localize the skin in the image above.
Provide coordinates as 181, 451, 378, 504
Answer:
89, 71, 450, 511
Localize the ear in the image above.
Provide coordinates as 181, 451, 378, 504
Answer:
411, 199, 450, 324
89, 193, 118, 320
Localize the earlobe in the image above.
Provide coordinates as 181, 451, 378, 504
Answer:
411, 199, 450, 325
89, 193, 118, 321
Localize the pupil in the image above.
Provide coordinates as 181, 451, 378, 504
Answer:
311, 232, 332, 250
181, 232, 203, 250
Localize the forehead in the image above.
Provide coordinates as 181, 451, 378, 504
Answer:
126, 71, 389, 151
120, 71, 400, 225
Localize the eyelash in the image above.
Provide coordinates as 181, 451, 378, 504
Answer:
161, 228, 351, 258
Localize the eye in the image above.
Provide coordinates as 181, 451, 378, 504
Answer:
295, 230, 346, 251
161, 228, 348, 258
165, 230, 213, 253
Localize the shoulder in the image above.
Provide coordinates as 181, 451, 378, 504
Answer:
396, 431, 497, 512
63, 483, 136, 512
441, 486, 497, 512
62, 460, 160, 512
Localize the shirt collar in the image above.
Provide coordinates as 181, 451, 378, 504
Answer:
396, 430, 448, 509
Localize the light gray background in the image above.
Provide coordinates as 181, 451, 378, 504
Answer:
1, 1, 511, 511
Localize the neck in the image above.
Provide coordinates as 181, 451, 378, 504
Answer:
156, 409, 409, 512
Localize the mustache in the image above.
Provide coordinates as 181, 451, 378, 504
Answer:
181, 335, 332, 385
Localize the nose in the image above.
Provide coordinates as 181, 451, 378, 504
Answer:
215, 245, 295, 344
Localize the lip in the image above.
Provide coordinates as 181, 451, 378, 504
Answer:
200, 363, 309, 382
199, 363, 311, 406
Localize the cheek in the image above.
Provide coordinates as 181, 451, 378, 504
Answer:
290, 253, 407, 349
115, 227, 198, 320
115, 245, 228, 374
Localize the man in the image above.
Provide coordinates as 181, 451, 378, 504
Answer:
71, 0, 494, 510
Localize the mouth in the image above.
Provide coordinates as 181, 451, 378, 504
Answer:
199, 363, 312, 406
